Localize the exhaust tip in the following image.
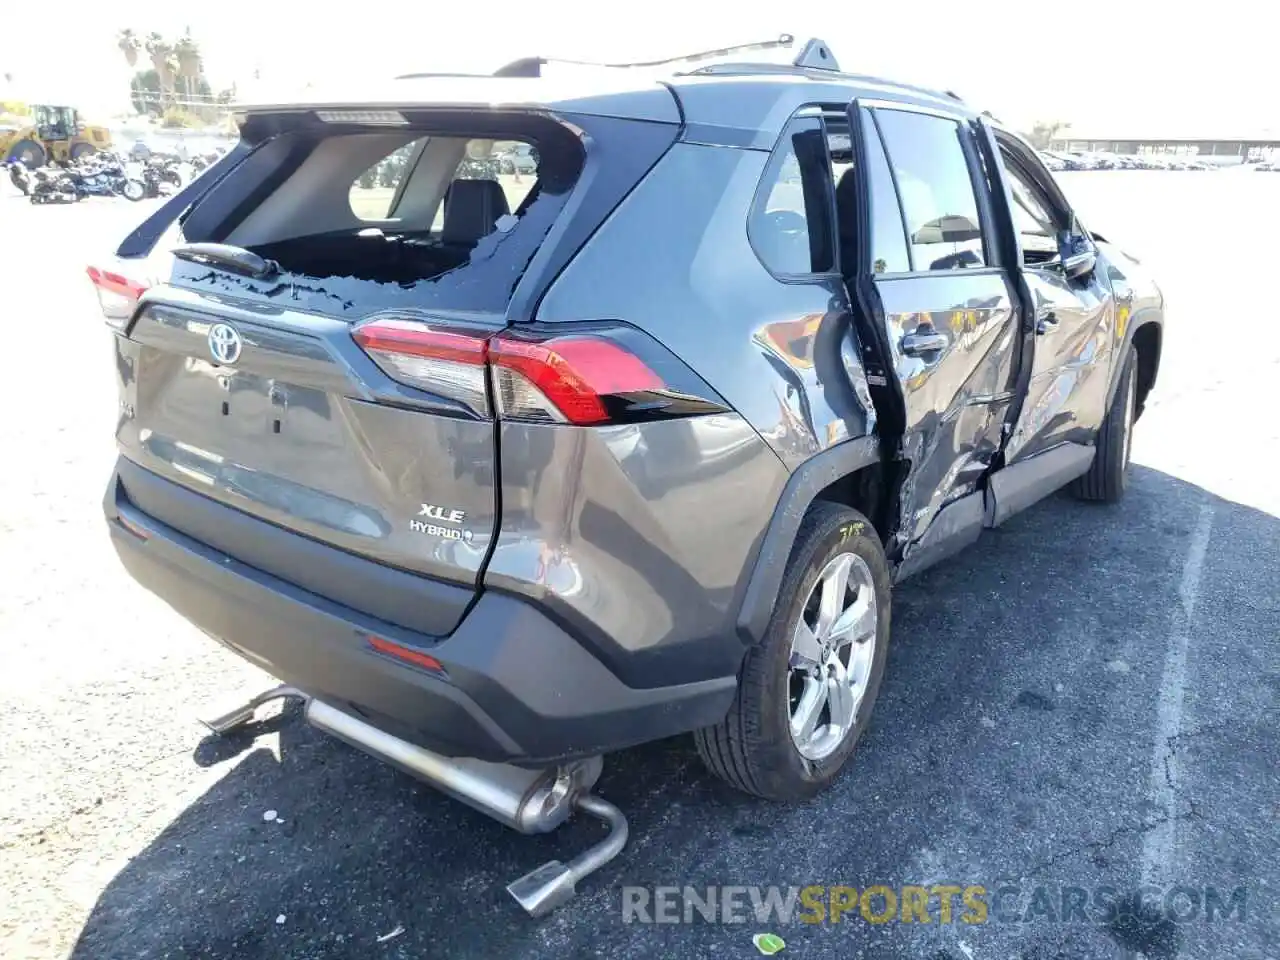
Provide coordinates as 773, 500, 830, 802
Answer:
507, 861, 577, 917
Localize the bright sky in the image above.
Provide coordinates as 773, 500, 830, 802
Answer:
3, 0, 1275, 134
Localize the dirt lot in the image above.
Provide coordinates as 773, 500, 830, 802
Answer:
1, 170, 1277, 960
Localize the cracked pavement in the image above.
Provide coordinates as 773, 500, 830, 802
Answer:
1, 171, 1277, 960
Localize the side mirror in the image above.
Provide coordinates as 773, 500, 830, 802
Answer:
1058, 228, 1097, 281
1062, 248, 1097, 281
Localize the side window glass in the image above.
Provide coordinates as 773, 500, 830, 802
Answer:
861, 113, 911, 274
349, 138, 427, 220
1000, 154, 1062, 264
749, 116, 835, 276
875, 110, 987, 271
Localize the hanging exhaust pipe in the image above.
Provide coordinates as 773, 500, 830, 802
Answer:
304, 698, 627, 915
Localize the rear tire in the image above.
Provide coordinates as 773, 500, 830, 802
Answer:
1071, 346, 1137, 503
70, 143, 96, 161
695, 502, 891, 801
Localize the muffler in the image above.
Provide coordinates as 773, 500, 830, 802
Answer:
304, 698, 627, 916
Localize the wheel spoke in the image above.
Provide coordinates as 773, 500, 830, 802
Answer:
826, 668, 856, 731
847, 635, 875, 688
815, 554, 853, 642
829, 589, 875, 648
790, 618, 823, 671
790, 676, 827, 745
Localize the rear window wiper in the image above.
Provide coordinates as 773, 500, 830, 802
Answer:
172, 243, 280, 280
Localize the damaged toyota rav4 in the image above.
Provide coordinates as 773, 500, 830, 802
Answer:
97, 36, 1163, 914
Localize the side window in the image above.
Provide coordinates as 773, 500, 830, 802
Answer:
1000, 153, 1062, 264
874, 109, 987, 272
861, 113, 911, 274
749, 116, 835, 277
349, 138, 427, 220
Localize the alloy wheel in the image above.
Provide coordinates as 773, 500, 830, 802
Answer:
787, 552, 878, 761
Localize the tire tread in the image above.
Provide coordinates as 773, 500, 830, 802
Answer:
695, 502, 886, 800
1071, 347, 1135, 503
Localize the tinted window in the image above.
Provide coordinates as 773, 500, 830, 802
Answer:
350, 138, 539, 223
349, 138, 426, 220
1000, 153, 1061, 263
862, 113, 911, 274
875, 110, 986, 271
750, 117, 835, 276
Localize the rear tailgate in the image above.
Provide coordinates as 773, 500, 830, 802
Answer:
114, 286, 494, 635
105, 100, 679, 637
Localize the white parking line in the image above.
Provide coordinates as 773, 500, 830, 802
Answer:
1139, 504, 1213, 886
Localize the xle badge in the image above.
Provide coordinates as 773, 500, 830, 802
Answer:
411, 504, 474, 542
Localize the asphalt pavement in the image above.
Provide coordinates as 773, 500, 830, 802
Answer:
0, 171, 1276, 960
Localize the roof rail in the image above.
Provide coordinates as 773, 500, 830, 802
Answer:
396, 35, 844, 81
790, 38, 840, 71
479, 35, 801, 78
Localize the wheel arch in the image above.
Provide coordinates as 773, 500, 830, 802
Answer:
1106, 315, 1162, 419
735, 436, 894, 645
1131, 320, 1161, 418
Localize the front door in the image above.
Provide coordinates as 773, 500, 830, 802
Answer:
985, 130, 1116, 462
844, 101, 1022, 566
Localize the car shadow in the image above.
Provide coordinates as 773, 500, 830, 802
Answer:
68, 465, 1279, 959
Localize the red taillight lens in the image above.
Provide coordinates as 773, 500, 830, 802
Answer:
352, 318, 490, 416
351, 318, 718, 426
87, 264, 149, 330
489, 335, 664, 425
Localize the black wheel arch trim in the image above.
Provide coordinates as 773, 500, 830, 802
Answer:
735, 435, 881, 645
1107, 314, 1162, 413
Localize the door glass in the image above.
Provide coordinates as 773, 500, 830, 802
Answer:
1001, 156, 1061, 264
348, 138, 427, 220
862, 113, 911, 274
875, 110, 987, 271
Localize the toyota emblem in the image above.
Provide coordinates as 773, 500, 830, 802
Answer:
208, 323, 242, 365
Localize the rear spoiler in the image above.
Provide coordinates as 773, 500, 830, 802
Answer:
116, 141, 251, 259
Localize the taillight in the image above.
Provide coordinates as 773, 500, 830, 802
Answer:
352, 318, 490, 416
351, 318, 726, 425
87, 264, 148, 330
489, 333, 664, 425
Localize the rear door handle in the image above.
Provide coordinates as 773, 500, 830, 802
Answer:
901, 330, 949, 356
1035, 310, 1059, 335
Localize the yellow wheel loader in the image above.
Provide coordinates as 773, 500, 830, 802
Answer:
0, 105, 112, 168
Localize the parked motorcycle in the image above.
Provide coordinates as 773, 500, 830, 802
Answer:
76, 156, 146, 201
137, 158, 183, 198
28, 167, 80, 204
4, 160, 31, 196
28, 156, 145, 203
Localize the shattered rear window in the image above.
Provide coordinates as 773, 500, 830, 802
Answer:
172, 119, 581, 320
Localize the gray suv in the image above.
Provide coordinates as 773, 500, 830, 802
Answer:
97, 36, 1163, 909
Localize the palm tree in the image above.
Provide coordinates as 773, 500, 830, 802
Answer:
145, 33, 175, 108
174, 32, 202, 105
117, 29, 140, 70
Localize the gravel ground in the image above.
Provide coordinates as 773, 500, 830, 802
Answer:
0, 170, 1277, 960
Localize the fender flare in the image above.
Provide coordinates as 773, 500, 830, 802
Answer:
1106, 314, 1163, 413
735, 435, 881, 645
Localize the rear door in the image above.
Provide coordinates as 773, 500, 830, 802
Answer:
844, 100, 1022, 570
982, 128, 1117, 462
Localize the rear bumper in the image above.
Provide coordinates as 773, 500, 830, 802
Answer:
105, 465, 736, 764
